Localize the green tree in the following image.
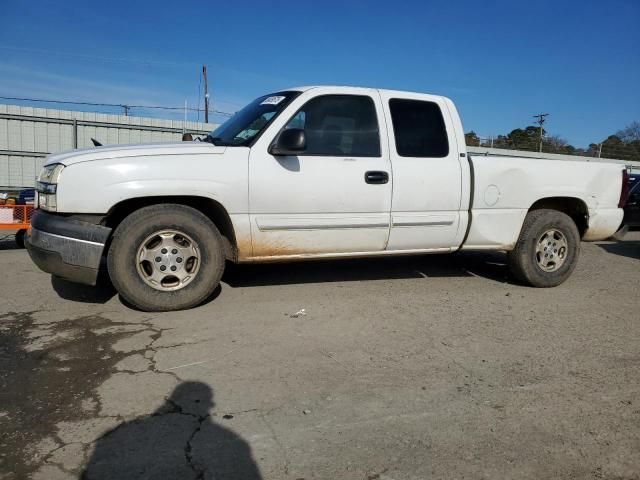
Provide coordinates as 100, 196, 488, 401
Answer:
616, 121, 640, 142
543, 135, 579, 154
599, 135, 639, 161
464, 131, 480, 146
503, 126, 542, 151
471, 120, 639, 161
613, 121, 640, 161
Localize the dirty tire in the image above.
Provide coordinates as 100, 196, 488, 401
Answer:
507, 209, 580, 287
108, 204, 225, 311
15, 229, 25, 248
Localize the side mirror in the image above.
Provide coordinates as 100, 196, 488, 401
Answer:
269, 128, 306, 156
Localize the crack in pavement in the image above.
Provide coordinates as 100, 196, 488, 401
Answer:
1, 310, 265, 479
166, 398, 209, 480
0, 311, 181, 477
0, 312, 133, 476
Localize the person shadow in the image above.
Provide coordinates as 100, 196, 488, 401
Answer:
81, 381, 263, 480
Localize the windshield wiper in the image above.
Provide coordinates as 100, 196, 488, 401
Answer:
203, 135, 227, 146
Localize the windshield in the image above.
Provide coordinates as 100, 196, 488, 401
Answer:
206, 91, 300, 146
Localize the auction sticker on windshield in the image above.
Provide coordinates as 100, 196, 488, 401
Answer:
261, 96, 286, 105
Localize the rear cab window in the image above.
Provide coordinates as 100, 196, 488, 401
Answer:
388, 99, 449, 157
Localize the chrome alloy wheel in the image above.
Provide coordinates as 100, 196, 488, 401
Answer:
535, 229, 568, 272
135, 230, 201, 291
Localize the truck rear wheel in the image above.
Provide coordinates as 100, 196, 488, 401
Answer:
107, 204, 225, 311
507, 209, 580, 287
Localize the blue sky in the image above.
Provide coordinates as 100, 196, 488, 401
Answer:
1, 0, 638, 147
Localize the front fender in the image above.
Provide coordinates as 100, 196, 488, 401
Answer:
55, 150, 249, 214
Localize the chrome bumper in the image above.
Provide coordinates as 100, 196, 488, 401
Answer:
25, 211, 111, 286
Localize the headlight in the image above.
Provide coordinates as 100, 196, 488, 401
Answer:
38, 163, 65, 184
36, 163, 65, 211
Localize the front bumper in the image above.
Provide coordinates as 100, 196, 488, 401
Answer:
25, 210, 111, 286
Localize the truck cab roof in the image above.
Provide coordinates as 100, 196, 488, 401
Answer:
287, 85, 452, 102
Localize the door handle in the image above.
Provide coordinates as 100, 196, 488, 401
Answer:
364, 171, 389, 184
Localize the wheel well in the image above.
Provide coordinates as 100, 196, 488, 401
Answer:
528, 197, 589, 236
104, 196, 237, 259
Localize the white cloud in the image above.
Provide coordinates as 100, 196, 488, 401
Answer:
0, 62, 177, 104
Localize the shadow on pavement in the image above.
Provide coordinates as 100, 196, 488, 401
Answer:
50, 251, 512, 306
597, 240, 640, 261
117, 284, 222, 311
81, 381, 263, 480
0, 234, 20, 251
51, 273, 222, 309
51, 274, 117, 304
223, 250, 511, 288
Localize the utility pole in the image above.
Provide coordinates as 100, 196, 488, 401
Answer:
202, 65, 209, 123
183, 99, 187, 133
532, 113, 549, 152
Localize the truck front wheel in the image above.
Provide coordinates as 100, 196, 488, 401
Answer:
507, 209, 580, 287
107, 204, 225, 311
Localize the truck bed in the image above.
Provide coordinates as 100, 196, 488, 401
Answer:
464, 155, 625, 249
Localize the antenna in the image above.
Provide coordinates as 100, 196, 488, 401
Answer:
532, 113, 549, 152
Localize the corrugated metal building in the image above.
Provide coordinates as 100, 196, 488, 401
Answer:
0, 104, 218, 189
3, 103, 636, 190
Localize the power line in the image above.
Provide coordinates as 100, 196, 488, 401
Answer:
1, 45, 250, 111
0, 45, 202, 68
532, 113, 549, 153
0, 95, 233, 117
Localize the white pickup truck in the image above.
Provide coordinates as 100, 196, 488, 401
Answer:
26, 86, 627, 311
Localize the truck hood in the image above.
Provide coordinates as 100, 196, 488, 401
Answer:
45, 142, 227, 167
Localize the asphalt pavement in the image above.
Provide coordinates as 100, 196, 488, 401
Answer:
1, 232, 639, 479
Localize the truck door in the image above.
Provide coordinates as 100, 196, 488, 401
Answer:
248, 89, 392, 258
378, 92, 464, 250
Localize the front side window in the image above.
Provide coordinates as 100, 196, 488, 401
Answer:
283, 95, 381, 157
206, 91, 300, 146
389, 99, 449, 157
